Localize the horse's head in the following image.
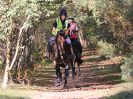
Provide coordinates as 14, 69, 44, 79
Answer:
57, 30, 72, 57
56, 30, 65, 51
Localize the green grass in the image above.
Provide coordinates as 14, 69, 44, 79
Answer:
0, 89, 33, 99
108, 90, 133, 99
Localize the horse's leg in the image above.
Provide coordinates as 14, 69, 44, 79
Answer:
55, 65, 62, 86
77, 53, 81, 76
64, 64, 69, 87
55, 65, 61, 79
72, 61, 77, 79
78, 61, 81, 76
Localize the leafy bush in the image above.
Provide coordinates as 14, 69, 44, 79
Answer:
0, 59, 5, 69
121, 56, 133, 81
97, 40, 116, 58
0, 60, 3, 68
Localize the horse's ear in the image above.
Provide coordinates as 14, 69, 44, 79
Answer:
66, 29, 70, 34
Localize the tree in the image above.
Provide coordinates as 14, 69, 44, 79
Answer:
0, 0, 58, 89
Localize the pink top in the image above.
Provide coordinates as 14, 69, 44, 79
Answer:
69, 23, 79, 39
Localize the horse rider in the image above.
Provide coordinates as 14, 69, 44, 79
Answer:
68, 17, 83, 64
46, 9, 70, 59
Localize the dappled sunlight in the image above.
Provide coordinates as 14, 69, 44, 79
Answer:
23, 49, 123, 91
0, 0, 132, 98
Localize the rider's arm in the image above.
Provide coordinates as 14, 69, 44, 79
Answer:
65, 23, 70, 36
53, 20, 57, 28
52, 20, 58, 34
75, 24, 79, 32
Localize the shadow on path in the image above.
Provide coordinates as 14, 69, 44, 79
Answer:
30, 49, 123, 90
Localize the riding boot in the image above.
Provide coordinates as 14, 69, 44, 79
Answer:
46, 50, 50, 60
45, 45, 50, 60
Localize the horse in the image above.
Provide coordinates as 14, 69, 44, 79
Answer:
49, 30, 76, 87
71, 38, 82, 76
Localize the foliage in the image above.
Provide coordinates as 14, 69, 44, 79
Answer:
97, 40, 115, 58
73, 0, 133, 55
0, 0, 41, 39
121, 56, 133, 81
0, 0, 63, 88
93, 0, 133, 54
0, 0, 132, 87
0, 60, 4, 69
0, 0, 61, 64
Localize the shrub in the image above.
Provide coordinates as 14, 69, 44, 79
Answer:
121, 56, 133, 81
0, 60, 2, 68
97, 40, 115, 58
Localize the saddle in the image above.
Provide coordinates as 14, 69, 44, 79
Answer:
49, 36, 56, 46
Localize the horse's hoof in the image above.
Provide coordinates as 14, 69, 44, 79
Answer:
72, 76, 75, 80
64, 83, 68, 88
74, 72, 77, 76
72, 72, 77, 79
78, 73, 81, 76
55, 81, 61, 87
55, 78, 62, 87
55, 83, 60, 87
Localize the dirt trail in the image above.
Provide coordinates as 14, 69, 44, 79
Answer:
25, 49, 131, 99
31, 50, 122, 89
31, 83, 133, 99
0, 51, 132, 99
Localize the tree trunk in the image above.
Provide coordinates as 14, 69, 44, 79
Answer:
2, 38, 10, 89
9, 15, 30, 70
2, 15, 30, 89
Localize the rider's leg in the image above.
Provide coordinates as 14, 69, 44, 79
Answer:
46, 35, 55, 59
66, 36, 74, 55
46, 42, 50, 59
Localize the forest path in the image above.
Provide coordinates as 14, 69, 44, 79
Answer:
1, 49, 132, 99
30, 49, 129, 99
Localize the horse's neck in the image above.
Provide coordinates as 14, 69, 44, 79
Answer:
57, 35, 65, 52
57, 43, 64, 55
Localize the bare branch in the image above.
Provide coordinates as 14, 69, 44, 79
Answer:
8, 15, 31, 70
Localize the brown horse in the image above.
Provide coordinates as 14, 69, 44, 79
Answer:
49, 30, 76, 87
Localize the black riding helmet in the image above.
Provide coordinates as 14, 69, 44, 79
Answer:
60, 9, 67, 16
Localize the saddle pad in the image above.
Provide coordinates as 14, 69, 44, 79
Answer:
50, 40, 56, 47
66, 37, 71, 44
49, 36, 56, 42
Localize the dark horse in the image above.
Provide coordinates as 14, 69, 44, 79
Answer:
49, 30, 76, 87
71, 38, 82, 76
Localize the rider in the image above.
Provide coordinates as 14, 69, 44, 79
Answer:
46, 9, 69, 59
52, 9, 68, 37
68, 17, 83, 64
